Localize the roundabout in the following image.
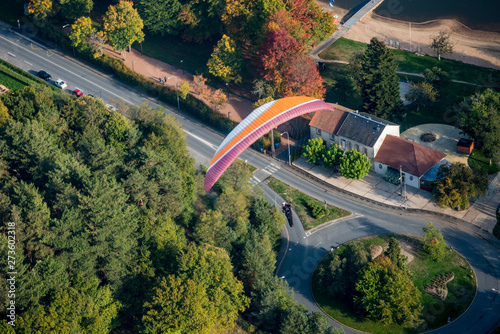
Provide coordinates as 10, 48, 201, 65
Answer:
263, 180, 500, 334
312, 234, 476, 333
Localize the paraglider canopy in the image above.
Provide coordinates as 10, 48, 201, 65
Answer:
204, 96, 334, 192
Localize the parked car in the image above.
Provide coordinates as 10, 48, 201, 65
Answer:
37, 70, 51, 81
73, 89, 83, 97
54, 79, 67, 89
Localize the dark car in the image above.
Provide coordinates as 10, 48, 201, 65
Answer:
37, 70, 51, 81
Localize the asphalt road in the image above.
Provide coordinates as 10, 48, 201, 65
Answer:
0, 24, 499, 334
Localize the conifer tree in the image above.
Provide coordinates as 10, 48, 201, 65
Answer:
352, 38, 402, 119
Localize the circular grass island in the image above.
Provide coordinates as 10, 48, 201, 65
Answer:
312, 234, 477, 334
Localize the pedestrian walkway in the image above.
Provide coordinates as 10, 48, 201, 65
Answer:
102, 45, 254, 123
309, 0, 384, 59
292, 157, 499, 233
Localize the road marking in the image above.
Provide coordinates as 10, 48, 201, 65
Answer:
261, 169, 272, 175
0, 35, 134, 104
184, 130, 218, 150
24, 60, 32, 66
47, 50, 55, 57
314, 241, 322, 247
7, 52, 15, 57
30, 43, 42, 50
305, 213, 364, 237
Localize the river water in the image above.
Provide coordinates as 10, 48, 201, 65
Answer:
332, 0, 500, 32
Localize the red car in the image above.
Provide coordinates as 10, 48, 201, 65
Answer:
73, 89, 83, 97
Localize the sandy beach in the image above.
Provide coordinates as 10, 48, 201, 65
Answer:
315, 0, 500, 70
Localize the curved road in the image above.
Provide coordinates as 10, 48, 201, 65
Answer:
0, 23, 499, 334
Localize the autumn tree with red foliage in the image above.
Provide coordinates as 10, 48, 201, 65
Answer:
259, 27, 324, 99
260, 28, 303, 82
282, 53, 325, 98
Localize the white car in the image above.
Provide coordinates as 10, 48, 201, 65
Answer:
54, 79, 67, 89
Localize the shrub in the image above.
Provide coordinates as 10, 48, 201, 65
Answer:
310, 202, 329, 218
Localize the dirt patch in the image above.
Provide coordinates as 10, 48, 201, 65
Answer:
370, 245, 383, 260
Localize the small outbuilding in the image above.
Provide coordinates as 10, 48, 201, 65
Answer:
457, 138, 474, 154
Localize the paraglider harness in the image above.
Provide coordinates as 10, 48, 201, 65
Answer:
282, 202, 294, 227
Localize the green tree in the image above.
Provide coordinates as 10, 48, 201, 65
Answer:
423, 67, 450, 88
207, 34, 244, 83
339, 149, 371, 180
19, 274, 120, 333
69, 16, 96, 52
215, 187, 250, 225
384, 237, 407, 271
142, 274, 212, 334
0, 100, 9, 127
352, 37, 402, 118
430, 30, 454, 61
405, 81, 438, 111
239, 229, 276, 291
28, 0, 53, 24
177, 0, 225, 41
458, 89, 500, 160
316, 241, 369, 300
303, 137, 325, 164
322, 144, 344, 169
433, 163, 488, 210
178, 81, 190, 100
422, 222, 448, 262
193, 210, 235, 250
60, 0, 93, 21
103, 0, 145, 60
355, 256, 422, 326
175, 244, 249, 332
139, 0, 182, 35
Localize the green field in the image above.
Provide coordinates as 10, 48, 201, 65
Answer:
0, 70, 27, 90
266, 177, 351, 230
313, 234, 476, 333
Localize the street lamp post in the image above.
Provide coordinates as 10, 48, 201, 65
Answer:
228, 112, 231, 119
167, 76, 180, 109
132, 61, 136, 71
280, 132, 291, 165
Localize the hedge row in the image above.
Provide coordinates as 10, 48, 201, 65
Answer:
34, 22, 239, 135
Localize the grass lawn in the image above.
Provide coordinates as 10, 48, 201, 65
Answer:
265, 177, 351, 230
313, 234, 476, 333
320, 38, 500, 85
0, 70, 27, 90
397, 74, 478, 128
468, 149, 500, 174
319, 38, 367, 61
0, 2, 24, 26
132, 33, 215, 75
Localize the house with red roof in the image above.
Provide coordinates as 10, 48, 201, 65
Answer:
309, 104, 447, 190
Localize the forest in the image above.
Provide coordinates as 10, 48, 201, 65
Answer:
0, 87, 342, 333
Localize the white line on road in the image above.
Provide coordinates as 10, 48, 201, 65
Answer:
261, 169, 272, 175
24, 60, 32, 66
0, 35, 133, 104
184, 130, 218, 150
7, 52, 15, 57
